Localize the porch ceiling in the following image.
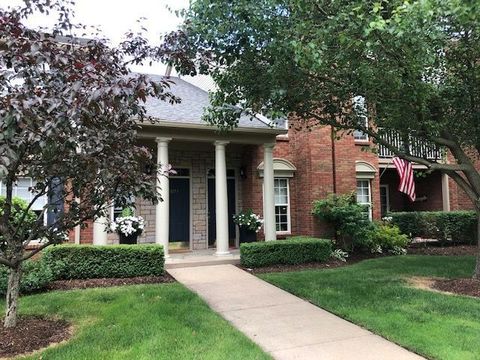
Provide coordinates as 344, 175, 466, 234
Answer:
137, 122, 284, 145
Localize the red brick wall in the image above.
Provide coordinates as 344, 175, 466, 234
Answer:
242, 123, 384, 239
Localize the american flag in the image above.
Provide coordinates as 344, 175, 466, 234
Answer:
393, 157, 416, 202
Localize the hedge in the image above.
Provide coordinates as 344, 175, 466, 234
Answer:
0, 259, 56, 296
240, 237, 332, 268
42, 244, 165, 280
387, 211, 477, 244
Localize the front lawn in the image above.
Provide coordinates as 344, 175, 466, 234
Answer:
1, 283, 269, 360
260, 255, 480, 360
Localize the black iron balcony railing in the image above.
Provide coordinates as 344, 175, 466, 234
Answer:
377, 130, 444, 160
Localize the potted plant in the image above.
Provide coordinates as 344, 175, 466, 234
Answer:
233, 209, 263, 243
111, 208, 145, 244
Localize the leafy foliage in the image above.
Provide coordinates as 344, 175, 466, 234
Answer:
312, 193, 373, 251
365, 223, 409, 254
42, 245, 165, 280
0, 196, 36, 251
0, 0, 192, 325
0, 259, 56, 295
0, 0, 193, 267
179, 0, 480, 276
387, 211, 477, 245
240, 237, 332, 268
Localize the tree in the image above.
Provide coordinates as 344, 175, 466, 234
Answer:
176, 0, 480, 277
0, 0, 192, 327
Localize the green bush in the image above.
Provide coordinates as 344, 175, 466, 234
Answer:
312, 192, 374, 251
0, 196, 37, 249
43, 244, 165, 279
365, 223, 409, 254
387, 211, 477, 244
240, 237, 332, 268
0, 259, 57, 295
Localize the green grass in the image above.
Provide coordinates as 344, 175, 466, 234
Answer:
260, 255, 480, 360
1, 283, 269, 360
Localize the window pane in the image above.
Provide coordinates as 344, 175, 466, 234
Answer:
356, 180, 371, 205
274, 178, 290, 232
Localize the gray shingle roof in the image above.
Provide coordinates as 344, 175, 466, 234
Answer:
143, 74, 271, 129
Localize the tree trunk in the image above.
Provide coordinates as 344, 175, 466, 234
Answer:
474, 211, 480, 280
4, 265, 21, 328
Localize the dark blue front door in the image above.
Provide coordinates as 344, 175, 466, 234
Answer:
208, 176, 236, 247
169, 177, 190, 247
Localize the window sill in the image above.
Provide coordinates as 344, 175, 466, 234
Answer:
276, 231, 291, 236
276, 134, 289, 142
354, 140, 370, 146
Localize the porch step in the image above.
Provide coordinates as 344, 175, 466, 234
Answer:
165, 250, 241, 269
166, 258, 240, 269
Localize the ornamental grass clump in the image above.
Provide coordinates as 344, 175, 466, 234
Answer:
233, 209, 263, 232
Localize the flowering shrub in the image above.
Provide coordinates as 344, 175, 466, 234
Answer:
111, 216, 145, 237
233, 209, 263, 232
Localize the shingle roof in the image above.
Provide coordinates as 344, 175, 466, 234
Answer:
143, 74, 271, 129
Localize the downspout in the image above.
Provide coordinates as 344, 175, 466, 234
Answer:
331, 126, 337, 194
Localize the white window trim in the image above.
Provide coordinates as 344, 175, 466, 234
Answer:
274, 177, 291, 235
356, 179, 372, 220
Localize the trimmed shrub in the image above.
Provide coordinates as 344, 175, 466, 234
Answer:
387, 211, 477, 244
240, 237, 332, 268
43, 244, 164, 279
0, 259, 57, 295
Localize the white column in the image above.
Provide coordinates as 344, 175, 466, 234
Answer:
214, 141, 231, 255
155, 137, 172, 257
263, 143, 277, 241
93, 215, 108, 245
442, 173, 451, 211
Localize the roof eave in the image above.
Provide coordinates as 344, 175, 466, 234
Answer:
140, 119, 287, 136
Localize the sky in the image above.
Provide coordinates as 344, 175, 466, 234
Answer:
2, 0, 191, 76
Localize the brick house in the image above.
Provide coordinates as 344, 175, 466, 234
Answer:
3, 74, 472, 254
71, 76, 476, 254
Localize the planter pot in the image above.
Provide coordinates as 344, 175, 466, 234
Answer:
239, 227, 257, 244
118, 231, 141, 245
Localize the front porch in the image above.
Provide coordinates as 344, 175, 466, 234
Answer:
91, 122, 284, 256
379, 165, 450, 216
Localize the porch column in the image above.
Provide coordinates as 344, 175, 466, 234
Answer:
442, 173, 451, 211
263, 143, 277, 241
93, 215, 108, 245
214, 141, 231, 255
156, 137, 172, 257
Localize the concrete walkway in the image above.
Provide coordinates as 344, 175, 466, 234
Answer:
168, 264, 424, 360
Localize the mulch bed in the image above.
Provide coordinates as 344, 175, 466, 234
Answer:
0, 317, 71, 359
238, 253, 387, 274
408, 245, 477, 256
433, 278, 480, 298
48, 274, 175, 291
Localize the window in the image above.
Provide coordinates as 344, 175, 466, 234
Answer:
380, 185, 390, 218
0, 177, 47, 211
352, 95, 368, 141
274, 178, 290, 233
0, 177, 48, 224
356, 179, 372, 220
